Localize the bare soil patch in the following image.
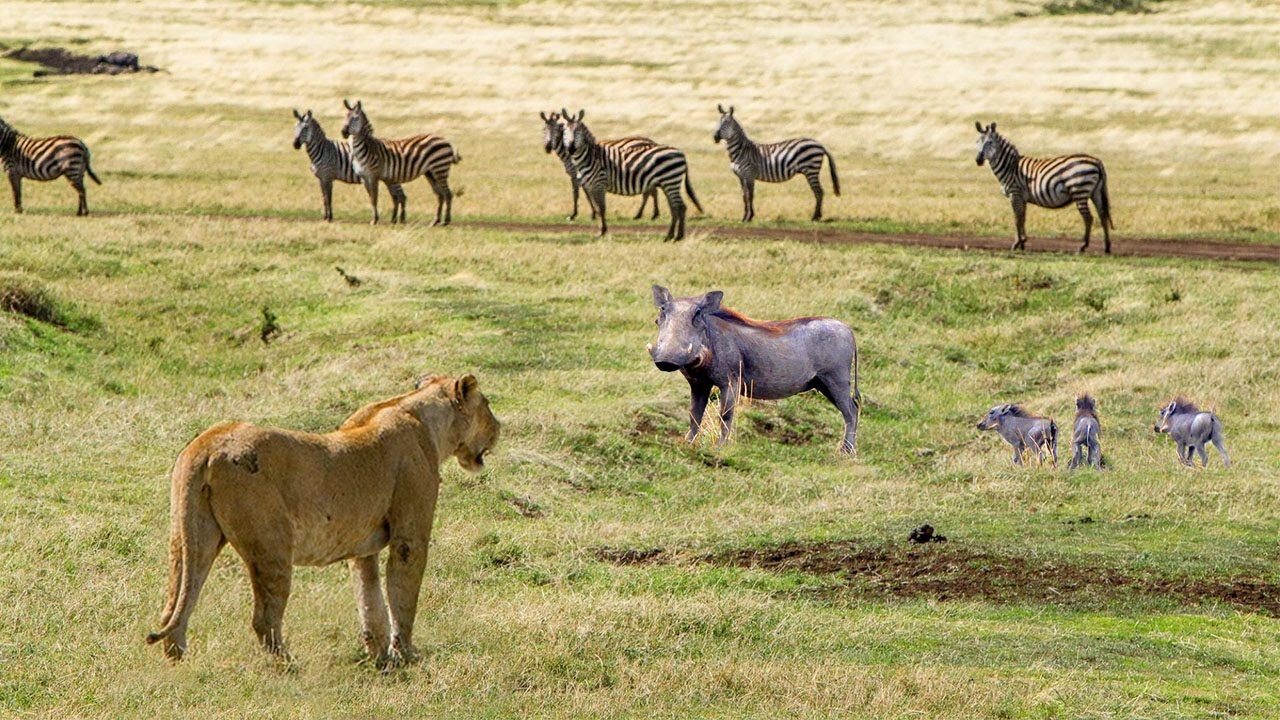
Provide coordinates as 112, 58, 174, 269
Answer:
481, 221, 1280, 263
3, 47, 160, 76
596, 539, 1280, 616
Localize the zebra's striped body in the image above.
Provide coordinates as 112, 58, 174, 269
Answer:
292, 109, 403, 222
0, 116, 101, 216
540, 111, 660, 222
340, 100, 460, 226
560, 109, 703, 241
975, 122, 1113, 254
713, 105, 839, 222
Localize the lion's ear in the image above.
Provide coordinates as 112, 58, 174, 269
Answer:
455, 374, 479, 403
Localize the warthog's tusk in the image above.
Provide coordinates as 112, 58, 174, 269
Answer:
685, 343, 693, 354
645, 343, 653, 353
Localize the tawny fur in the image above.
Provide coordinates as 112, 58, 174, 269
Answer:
146, 374, 500, 665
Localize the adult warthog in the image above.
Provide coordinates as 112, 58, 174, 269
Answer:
976, 404, 1058, 466
1155, 398, 1230, 468
647, 285, 861, 454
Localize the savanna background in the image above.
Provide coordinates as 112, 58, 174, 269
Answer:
1, 0, 1278, 717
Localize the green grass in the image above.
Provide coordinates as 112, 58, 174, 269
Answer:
1, 0, 1280, 717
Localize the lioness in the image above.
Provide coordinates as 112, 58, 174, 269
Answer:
146, 374, 500, 665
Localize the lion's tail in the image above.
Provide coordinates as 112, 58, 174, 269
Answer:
146, 445, 223, 659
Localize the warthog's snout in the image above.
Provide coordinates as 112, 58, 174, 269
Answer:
655, 361, 680, 372
1154, 424, 1165, 433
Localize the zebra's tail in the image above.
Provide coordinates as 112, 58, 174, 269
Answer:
684, 171, 704, 214
1098, 166, 1114, 230
824, 148, 840, 196
86, 160, 102, 185
451, 149, 462, 165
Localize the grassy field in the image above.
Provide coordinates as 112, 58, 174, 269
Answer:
2, 0, 1279, 718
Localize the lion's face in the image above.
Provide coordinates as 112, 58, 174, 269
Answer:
438, 374, 499, 473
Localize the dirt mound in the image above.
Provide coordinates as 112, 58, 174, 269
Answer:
3, 47, 160, 76
595, 539, 1280, 616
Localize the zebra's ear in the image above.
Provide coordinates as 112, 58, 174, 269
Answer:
540, 111, 548, 122
975, 121, 984, 133
293, 108, 303, 121
576, 109, 585, 121
718, 103, 725, 114
990, 122, 996, 132
561, 107, 570, 120
344, 98, 352, 110
729, 105, 734, 116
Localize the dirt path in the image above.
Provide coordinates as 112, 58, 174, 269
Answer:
475, 220, 1280, 263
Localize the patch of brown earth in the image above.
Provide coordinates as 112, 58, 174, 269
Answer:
595, 540, 1280, 616
3, 47, 160, 76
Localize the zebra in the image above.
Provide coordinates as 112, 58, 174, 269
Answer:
559, 109, 703, 241
292, 109, 404, 222
0, 115, 102, 216
540, 111, 661, 222
713, 105, 840, 222
340, 99, 460, 226
975, 122, 1113, 254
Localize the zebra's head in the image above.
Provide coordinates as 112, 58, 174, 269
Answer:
292, 109, 320, 150
560, 108, 590, 155
0, 116, 14, 153
540, 111, 564, 154
975, 121, 1000, 166
713, 104, 740, 144
341, 99, 370, 140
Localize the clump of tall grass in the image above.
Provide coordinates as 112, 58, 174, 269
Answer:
0, 271, 98, 332
1040, 0, 1169, 15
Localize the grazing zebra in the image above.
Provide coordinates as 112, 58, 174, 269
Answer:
0, 115, 102, 216
292, 109, 404, 222
340, 99, 460, 225
560, 109, 703, 241
713, 105, 839, 222
540, 111, 661, 222
975, 122, 1113, 254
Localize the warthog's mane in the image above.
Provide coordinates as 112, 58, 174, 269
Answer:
713, 307, 822, 336
1075, 394, 1098, 420
1004, 404, 1038, 418
1166, 397, 1199, 415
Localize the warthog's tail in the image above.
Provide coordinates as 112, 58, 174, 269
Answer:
146, 449, 224, 659
684, 171, 704, 214
824, 148, 840, 196
1211, 415, 1231, 467
1048, 420, 1059, 465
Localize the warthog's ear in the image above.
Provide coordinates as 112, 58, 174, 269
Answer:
455, 374, 479, 404
652, 285, 672, 308
700, 290, 724, 314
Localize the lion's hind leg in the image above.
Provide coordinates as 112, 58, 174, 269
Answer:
350, 554, 391, 664
244, 552, 293, 657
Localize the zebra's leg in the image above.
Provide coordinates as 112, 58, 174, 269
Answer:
1076, 198, 1093, 253
68, 174, 88, 216
568, 175, 580, 221
804, 170, 824, 221
320, 178, 334, 222
425, 172, 452, 226
739, 176, 754, 222
8, 173, 22, 214
663, 184, 686, 241
633, 192, 649, 220
362, 176, 380, 225
386, 182, 407, 224
649, 189, 660, 220
1011, 194, 1028, 250
1093, 189, 1112, 255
